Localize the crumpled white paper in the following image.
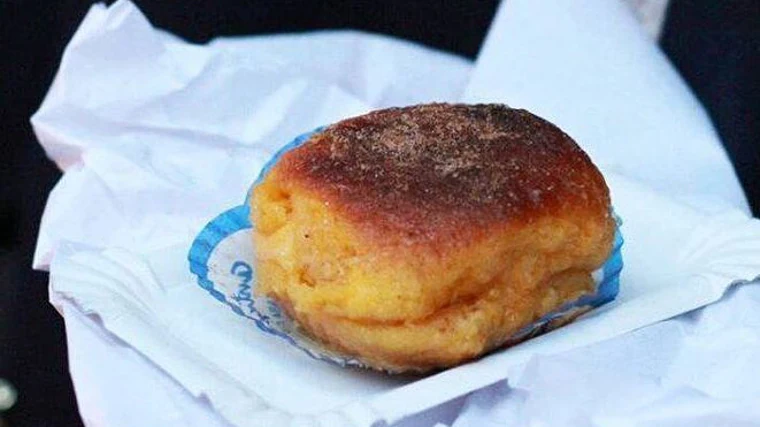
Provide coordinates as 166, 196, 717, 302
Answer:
31, 0, 760, 426
452, 284, 760, 427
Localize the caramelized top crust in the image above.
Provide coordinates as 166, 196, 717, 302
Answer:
271, 103, 611, 248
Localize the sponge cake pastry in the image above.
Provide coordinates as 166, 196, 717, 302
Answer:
251, 103, 615, 372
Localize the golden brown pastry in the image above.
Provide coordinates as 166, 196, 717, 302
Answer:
251, 103, 615, 372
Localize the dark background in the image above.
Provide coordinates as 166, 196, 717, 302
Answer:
0, 1, 757, 425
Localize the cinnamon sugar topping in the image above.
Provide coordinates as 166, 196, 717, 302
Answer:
277, 103, 609, 245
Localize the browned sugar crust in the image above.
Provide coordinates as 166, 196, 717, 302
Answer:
274, 103, 610, 248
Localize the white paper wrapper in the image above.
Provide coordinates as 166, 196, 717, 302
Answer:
31, 1, 760, 426
187, 127, 624, 373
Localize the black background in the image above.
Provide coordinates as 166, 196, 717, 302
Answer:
0, 1, 757, 425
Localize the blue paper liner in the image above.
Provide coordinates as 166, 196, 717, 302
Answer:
188, 128, 624, 372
